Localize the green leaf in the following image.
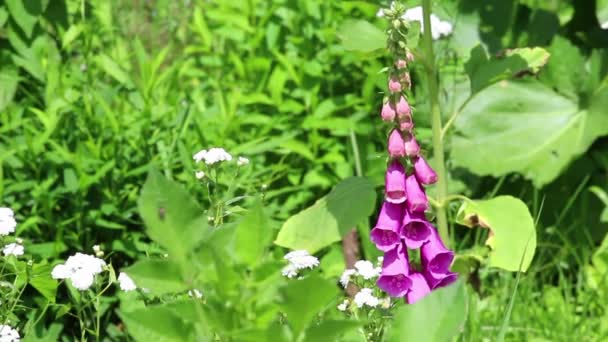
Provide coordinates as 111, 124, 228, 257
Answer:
279, 275, 338, 338
539, 37, 585, 100
465, 45, 549, 94
385, 281, 467, 342
338, 19, 385, 52
138, 170, 207, 259
597, 0, 608, 28
304, 320, 362, 342
0, 67, 19, 111
124, 259, 187, 295
28, 263, 58, 302
6, 0, 45, 38
274, 177, 376, 254
233, 201, 272, 267
452, 80, 608, 187
119, 305, 195, 342
456, 196, 536, 272
95, 54, 133, 87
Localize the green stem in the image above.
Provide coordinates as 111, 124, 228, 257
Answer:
421, 0, 450, 245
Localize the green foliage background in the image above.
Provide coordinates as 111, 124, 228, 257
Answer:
1, 0, 608, 340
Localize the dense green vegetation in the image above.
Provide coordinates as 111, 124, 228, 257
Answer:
1, 0, 608, 340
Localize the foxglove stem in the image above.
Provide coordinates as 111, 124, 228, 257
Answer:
422, 0, 450, 246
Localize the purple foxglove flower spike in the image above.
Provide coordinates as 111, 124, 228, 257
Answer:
377, 243, 412, 297
385, 161, 407, 204
395, 96, 411, 118
413, 156, 438, 185
381, 101, 396, 122
405, 174, 428, 213
387, 129, 406, 158
388, 76, 402, 93
406, 272, 431, 304
421, 227, 454, 276
404, 133, 420, 157
401, 209, 431, 249
370, 202, 404, 251
423, 268, 458, 290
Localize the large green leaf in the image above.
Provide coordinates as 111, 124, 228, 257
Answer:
456, 196, 536, 272
279, 275, 338, 338
119, 305, 195, 342
465, 45, 549, 94
233, 201, 272, 267
452, 80, 608, 187
386, 281, 467, 342
304, 320, 362, 342
597, 0, 608, 29
274, 177, 376, 254
6, 0, 46, 38
338, 19, 385, 53
124, 259, 187, 295
138, 170, 207, 259
0, 67, 19, 111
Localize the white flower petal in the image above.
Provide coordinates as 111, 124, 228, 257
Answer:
118, 272, 137, 292
2, 243, 24, 257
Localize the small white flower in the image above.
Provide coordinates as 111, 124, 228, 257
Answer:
51, 253, 106, 291
354, 260, 381, 280
118, 272, 137, 292
2, 243, 24, 257
354, 288, 380, 308
236, 156, 250, 166
339, 269, 356, 288
193, 148, 232, 165
92, 245, 104, 257
377, 256, 384, 265
0, 324, 20, 342
281, 263, 299, 279
188, 289, 203, 298
71, 270, 95, 291
195, 171, 206, 179
401, 6, 453, 40
51, 264, 71, 279
0, 207, 17, 236
284, 250, 319, 270
337, 299, 349, 311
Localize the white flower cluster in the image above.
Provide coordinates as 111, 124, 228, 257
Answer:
339, 260, 381, 288
281, 250, 319, 278
0, 208, 17, 236
237, 157, 249, 166
354, 288, 380, 308
0, 325, 20, 342
51, 253, 106, 291
377, 3, 453, 40
193, 148, 233, 165
2, 243, 24, 257
118, 272, 137, 292
337, 299, 349, 311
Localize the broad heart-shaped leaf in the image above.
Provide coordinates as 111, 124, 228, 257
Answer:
124, 259, 188, 295
386, 280, 467, 342
138, 170, 207, 259
338, 19, 385, 53
464, 45, 549, 94
456, 196, 536, 272
278, 275, 338, 339
119, 305, 195, 342
274, 177, 376, 254
452, 80, 608, 187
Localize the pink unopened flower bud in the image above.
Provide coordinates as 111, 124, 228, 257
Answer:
399, 114, 413, 131
371, 202, 404, 252
385, 161, 406, 204
413, 156, 438, 185
406, 272, 431, 304
406, 51, 415, 62
381, 101, 396, 122
387, 129, 406, 158
404, 133, 420, 157
395, 59, 407, 69
395, 96, 411, 118
388, 76, 402, 93
400, 72, 411, 89
405, 174, 428, 213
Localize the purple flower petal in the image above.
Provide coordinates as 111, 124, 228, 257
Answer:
421, 227, 454, 276
404, 132, 420, 157
370, 202, 404, 251
381, 101, 396, 122
401, 209, 431, 249
395, 96, 411, 118
377, 244, 412, 297
385, 161, 406, 204
387, 129, 406, 158
406, 272, 431, 304
423, 269, 458, 290
413, 156, 438, 185
405, 174, 428, 212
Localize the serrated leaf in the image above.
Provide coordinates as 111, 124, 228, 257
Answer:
456, 196, 536, 272
338, 19, 385, 52
274, 177, 376, 254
